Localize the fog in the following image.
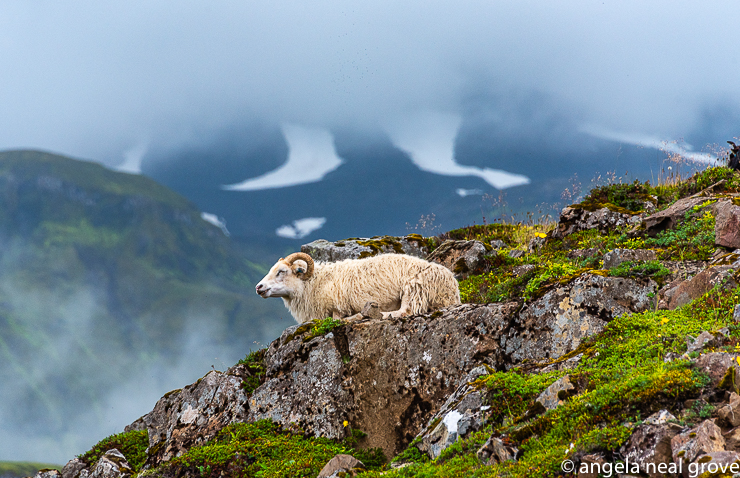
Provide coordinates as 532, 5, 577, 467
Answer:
0, 1, 737, 168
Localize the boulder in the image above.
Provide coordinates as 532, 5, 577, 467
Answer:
644, 197, 711, 237
248, 303, 518, 460
61, 459, 87, 478
535, 375, 575, 411
666, 265, 738, 310
689, 451, 740, 478
508, 249, 526, 259
620, 411, 683, 478
476, 436, 518, 466
301, 235, 430, 262
416, 366, 489, 459
426, 240, 488, 279
552, 205, 642, 239
80, 450, 132, 478
714, 200, 740, 249
671, 419, 726, 471
567, 248, 601, 261
33, 471, 62, 478
504, 274, 657, 363
137, 366, 253, 465
490, 239, 507, 249
602, 248, 657, 269
577, 454, 607, 478
687, 331, 722, 353
693, 353, 740, 390
317, 454, 365, 478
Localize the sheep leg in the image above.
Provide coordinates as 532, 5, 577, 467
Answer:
387, 279, 426, 318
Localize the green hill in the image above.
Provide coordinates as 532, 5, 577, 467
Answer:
0, 150, 285, 463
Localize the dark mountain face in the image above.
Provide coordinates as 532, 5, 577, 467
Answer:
142, 122, 678, 249
0, 151, 286, 462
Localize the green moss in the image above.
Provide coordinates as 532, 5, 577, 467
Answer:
645, 203, 716, 260
609, 260, 671, 283
155, 420, 385, 478
390, 437, 430, 465
357, 236, 405, 258
237, 348, 267, 395
78, 430, 148, 472
577, 180, 655, 213
303, 317, 344, 342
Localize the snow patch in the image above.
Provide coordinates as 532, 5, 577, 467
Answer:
442, 410, 463, 434
456, 188, 483, 197
386, 112, 530, 190
116, 143, 148, 174
222, 124, 344, 191
200, 212, 230, 236
276, 217, 326, 239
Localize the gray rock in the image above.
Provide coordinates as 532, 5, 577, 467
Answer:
490, 239, 507, 249
416, 366, 490, 459
317, 454, 365, 478
476, 436, 518, 466
578, 454, 607, 478
620, 417, 683, 478
671, 419, 726, 470
504, 273, 657, 363
687, 331, 721, 353
535, 375, 575, 411
603, 248, 657, 269
33, 471, 62, 478
719, 393, 740, 428
508, 249, 526, 259
61, 459, 87, 478
528, 235, 546, 254
249, 303, 518, 460
644, 196, 712, 237
552, 205, 642, 239
301, 235, 430, 262
734, 304, 740, 323
567, 248, 601, 260
140, 366, 253, 465
426, 240, 488, 279
714, 200, 740, 249
87, 450, 132, 478
360, 301, 382, 320
644, 409, 677, 425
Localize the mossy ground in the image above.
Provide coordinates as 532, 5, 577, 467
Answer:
77, 165, 740, 478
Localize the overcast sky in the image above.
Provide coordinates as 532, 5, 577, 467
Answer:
1, 1, 738, 170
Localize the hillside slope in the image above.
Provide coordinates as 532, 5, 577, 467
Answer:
0, 151, 285, 463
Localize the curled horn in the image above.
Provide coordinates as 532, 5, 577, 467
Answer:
284, 252, 314, 279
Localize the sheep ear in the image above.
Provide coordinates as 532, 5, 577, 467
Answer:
292, 260, 308, 276
295, 266, 305, 274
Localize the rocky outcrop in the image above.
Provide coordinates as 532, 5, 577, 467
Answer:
317, 455, 365, 478
672, 420, 726, 475
503, 273, 657, 363
714, 200, 740, 249
663, 265, 738, 310
620, 410, 683, 478
139, 366, 253, 465
552, 205, 642, 239
534, 375, 575, 411
602, 248, 657, 269
426, 240, 489, 279
415, 366, 490, 459
301, 235, 430, 262
247, 304, 518, 459
644, 197, 710, 237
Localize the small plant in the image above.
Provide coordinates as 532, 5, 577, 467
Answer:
237, 348, 267, 394
609, 260, 671, 282
77, 430, 148, 472
304, 317, 344, 342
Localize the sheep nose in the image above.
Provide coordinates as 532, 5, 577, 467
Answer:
256, 284, 264, 293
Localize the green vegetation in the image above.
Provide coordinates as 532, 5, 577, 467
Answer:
237, 349, 267, 394
0, 462, 62, 478
153, 420, 384, 478
303, 317, 344, 342
609, 260, 671, 282
78, 430, 149, 472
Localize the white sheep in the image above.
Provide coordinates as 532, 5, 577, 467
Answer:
255, 252, 461, 324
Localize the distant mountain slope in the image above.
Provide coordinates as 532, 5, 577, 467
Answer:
0, 150, 285, 463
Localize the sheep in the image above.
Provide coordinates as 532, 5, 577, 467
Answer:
255, 252, 461, 324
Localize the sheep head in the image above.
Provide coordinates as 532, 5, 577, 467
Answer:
255, 252, 315, 299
